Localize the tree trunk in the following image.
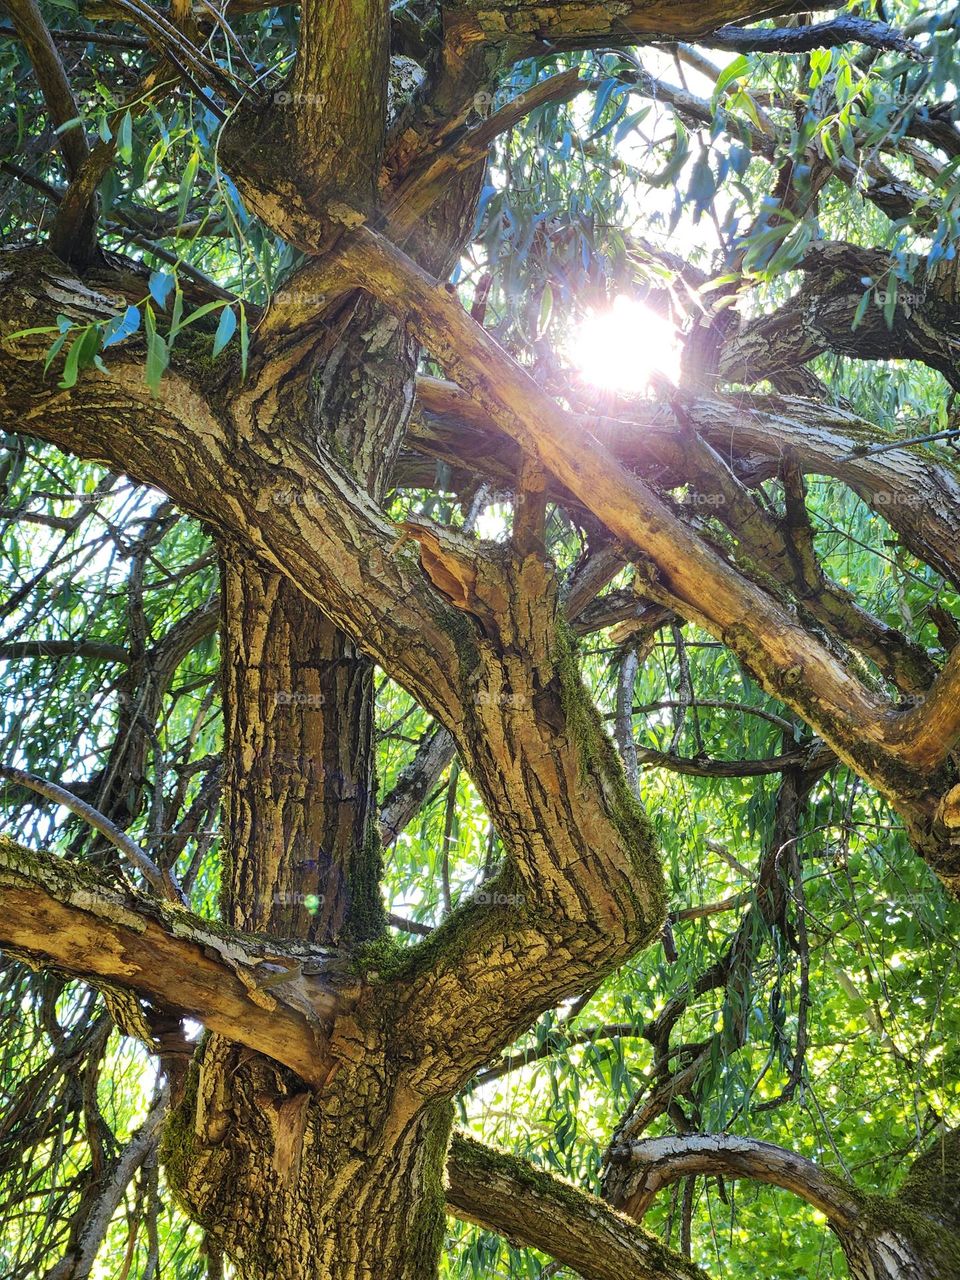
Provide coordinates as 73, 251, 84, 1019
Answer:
164, 280, 446, 1272
840, 1230, 960, 1280
838, 1128, 960, 1280
165, 1036, 453, 1280
220, 552, 382, 946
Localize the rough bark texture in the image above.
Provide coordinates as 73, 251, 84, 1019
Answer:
2, 1, 959, 1276
165, 1036, 454, 1280
221, 555, 382, 946
607, 1131, 960, 1280
445, 1132, 709, 1280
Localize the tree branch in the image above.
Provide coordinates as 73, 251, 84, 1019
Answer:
606, 1133, 862, 1227
718, 241, 960, 393
0, 765, 182, 903
445, 1132, 708, 1280
0, 246, 668, 1093
335, 222, 959, 883
443, 0, 812, 49
0, 836, 346, 1085
379, 724, 456, 847
704, 17, 923, 57
6, 0, 98, 261
45, 1085, 169, 1280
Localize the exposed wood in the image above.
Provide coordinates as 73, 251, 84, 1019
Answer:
0, 836, 343, 1086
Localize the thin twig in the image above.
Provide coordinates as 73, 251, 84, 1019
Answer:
0, 764, 185, 904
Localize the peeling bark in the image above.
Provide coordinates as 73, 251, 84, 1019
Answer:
607, 1130, 960, 1280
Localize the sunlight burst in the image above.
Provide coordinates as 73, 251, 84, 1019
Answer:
570, 295, 681, 394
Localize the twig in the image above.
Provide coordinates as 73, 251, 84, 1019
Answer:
0, 764, 185, 904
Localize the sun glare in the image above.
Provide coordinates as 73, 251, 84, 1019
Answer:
571, 295, 681, 395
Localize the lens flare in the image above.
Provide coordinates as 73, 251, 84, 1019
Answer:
571, 295, 681, 394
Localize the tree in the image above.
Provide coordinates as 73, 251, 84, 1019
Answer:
0, 0, 959, 1275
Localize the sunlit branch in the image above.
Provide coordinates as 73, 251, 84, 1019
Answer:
606, 1133, 862, 1225
445, 1133, 708, 1280
0, 835, 342, 1085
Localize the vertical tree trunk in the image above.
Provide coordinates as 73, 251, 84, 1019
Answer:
841, 1232, 959, 1280
166, 1035, 454, 1280
220, 552, 382, 945
839, 1129, 960, 1280
166, 294, 457, 1279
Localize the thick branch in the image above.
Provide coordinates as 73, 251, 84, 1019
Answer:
443, 0, 809, 49
719, 241, 960, 392
445, 1133, 708, 1280
0, 836, 346, 1086
606, 1133, 862, 1227
0, 247, 668, 1091
336, 224, 958, 878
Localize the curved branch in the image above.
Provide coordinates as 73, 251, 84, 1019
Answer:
634, 744, 829, 777
0, 246, 668, 1096
606, 1133, 862, 1227
0, 765, 182, 903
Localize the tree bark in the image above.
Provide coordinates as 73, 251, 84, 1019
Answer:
607, 1131, 960, 1280
220, 553, 382, 946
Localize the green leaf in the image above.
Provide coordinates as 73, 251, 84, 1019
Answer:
58, 324, 100, 389
712, 55, 749, 110
169, 298, 226, 340
117, 110, 133, 163
143, 304, 169, 395
851, 289, 871, 331
177, 152, 199, 226
43, 329, 71, 374
212, 305, 237, 357
5, 324, 61, 341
